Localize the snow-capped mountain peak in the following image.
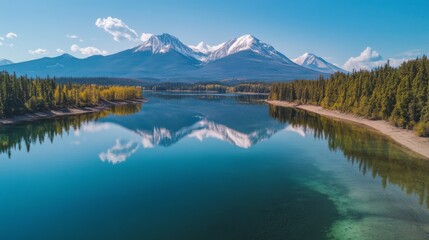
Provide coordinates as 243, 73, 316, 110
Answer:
228, 34, 258, 54
134, 33, 295, 64
190, 34, 265, 55
293, 52, 347, 73
207, 34, 293, 63
293, 53, 319, 65
189, 42, 212, 54
189, 41, 225, 58
135, 33, 206, 60
0, 58, 13, 66
0, 33, 331, 81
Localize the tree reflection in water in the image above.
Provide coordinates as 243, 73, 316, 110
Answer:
0, 103, 142, 158
269, 105, 429, 209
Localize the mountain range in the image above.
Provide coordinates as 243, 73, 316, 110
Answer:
0, 34, 346, 82
0, 59, 13, 66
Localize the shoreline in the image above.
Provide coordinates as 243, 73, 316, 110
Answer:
267, 100, 429, 160
0, 99, 146, 125
144, 90, 269, 95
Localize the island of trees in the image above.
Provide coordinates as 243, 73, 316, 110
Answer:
269, 56, 429, 136
0, 71, 143, 117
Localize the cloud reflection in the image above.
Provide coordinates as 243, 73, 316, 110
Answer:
82, 123, 111, 132
285, 125, 307, 137
99, 139, 139, 164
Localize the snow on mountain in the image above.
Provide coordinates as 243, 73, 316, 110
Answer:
189, 42, 223, 55
0, 59, 13, 66
134, 33, 206, 61
293, 53, 347, 73
0, 33, 331, 81
207, 34, 293, 63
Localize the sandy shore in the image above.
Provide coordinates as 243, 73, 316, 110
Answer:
0, 99, 146, 125
267, 100, 429, 160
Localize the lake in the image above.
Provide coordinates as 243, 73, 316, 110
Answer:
0, 92, 428, 240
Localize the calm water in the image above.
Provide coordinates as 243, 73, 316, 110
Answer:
1, 92, 429, 240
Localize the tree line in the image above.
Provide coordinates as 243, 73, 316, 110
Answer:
149, 82, 271, 93
0, 71, 143, 117
269, 56, 429, 136
56, 77, 272, 94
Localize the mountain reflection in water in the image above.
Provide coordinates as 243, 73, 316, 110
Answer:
1, 93, 429, 209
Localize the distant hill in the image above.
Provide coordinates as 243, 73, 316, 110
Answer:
54, 77, 159, 86
0, 59, 13, 66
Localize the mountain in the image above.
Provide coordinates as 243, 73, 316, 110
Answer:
190, 35, 323, 81
0, 54, 80, 76
206, 34, 293, 63
0, 59, 13, 66
189, 42, 222, 55
196, 50, 321, 81
135, 33, 207, 61
0, 34, 327, 82
293, 53, 347, 74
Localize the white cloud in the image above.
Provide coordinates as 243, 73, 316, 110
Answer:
343, 47, 384, 71
66, 34, 79, 39
67, 34, 84, 42
70, 44, 108, 56
70, 44, 79, 52
140, 33, 153, 41
387, 58, 410, 67
6, 32, 17, 39
28, 48, 47, 55
0, 36, 4, 41
399, 49, 422, 57
95, 16, 138, 41
56, 48, 65, 53
0, 42, 2, 46
343, 47, 415, 71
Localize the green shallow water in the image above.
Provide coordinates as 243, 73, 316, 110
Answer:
0, 92, 428, 240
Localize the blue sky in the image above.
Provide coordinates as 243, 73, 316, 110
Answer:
0, 0, 428, 70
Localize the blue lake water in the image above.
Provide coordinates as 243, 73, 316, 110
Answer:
0, 92, 428, 240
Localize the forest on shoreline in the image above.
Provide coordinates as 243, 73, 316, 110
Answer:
57, 77, 271, 94
146, 82, 271, 93
5, 56, 429, 137
269, 56, 429, 136
0, 71, 142, 117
